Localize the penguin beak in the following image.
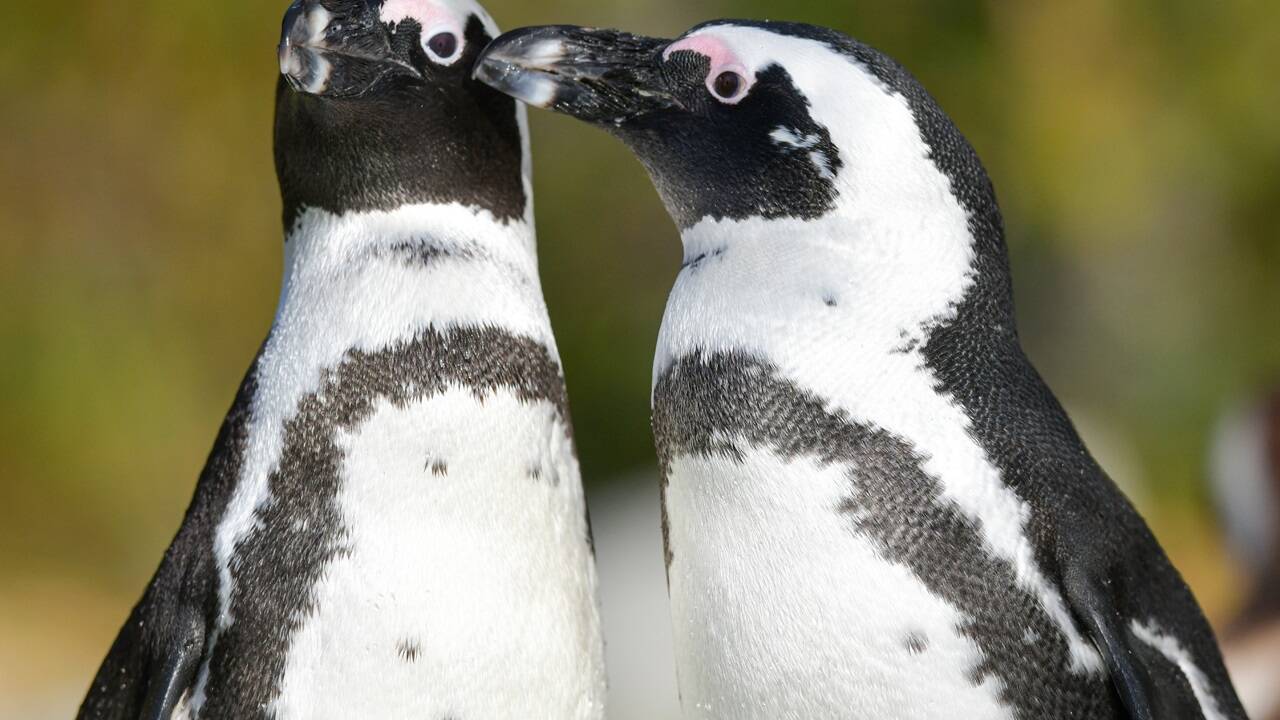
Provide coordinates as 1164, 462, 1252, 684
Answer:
474, 25, 677, 125
279, 0, 421, 99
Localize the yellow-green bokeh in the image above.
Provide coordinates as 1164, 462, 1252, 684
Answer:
2, 0, 1277, 715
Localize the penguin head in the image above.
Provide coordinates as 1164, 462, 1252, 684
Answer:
478, 20, 1017, 334
275, 0, 527, 230
476, 21, 1006, 266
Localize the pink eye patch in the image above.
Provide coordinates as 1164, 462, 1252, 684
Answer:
380, 0, 447, 27
664, 33, 754, 103
379, 0, 466, 63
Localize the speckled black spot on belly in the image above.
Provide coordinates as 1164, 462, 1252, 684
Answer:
903, 632, 929, 655
397, 639, 421, 663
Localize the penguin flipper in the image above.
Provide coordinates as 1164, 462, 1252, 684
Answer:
1067, 576, 1156, 720
138, 606, 205, 720
1065, 567, 1240, 720
79, 598, 207, 720
81, 350, 261, 720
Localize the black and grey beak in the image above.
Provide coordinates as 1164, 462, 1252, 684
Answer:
474, 25, 676, 125
279, 0, 420, 98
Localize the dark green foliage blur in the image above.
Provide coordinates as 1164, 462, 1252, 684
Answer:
0, 0, 1276, 705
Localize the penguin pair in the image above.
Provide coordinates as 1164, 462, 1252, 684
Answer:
79, 3, 1248, 720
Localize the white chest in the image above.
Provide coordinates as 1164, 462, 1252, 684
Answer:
189, 203, 605, 717
664, 446, 1012, 720
653, 233, 1104, 678
271, 387, 605, 720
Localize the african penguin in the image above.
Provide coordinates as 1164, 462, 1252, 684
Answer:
476, 20, 1247, 720
78, 2, 606, 718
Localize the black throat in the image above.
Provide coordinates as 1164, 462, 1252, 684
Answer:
273, 17, 527, 232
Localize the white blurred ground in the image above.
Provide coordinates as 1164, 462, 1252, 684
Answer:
589, 474, 684, 719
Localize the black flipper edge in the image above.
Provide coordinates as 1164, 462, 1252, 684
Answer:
139, 609, 206, 720
1065, 571, 1156, 720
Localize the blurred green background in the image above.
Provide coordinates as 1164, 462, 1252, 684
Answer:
2, 0, 1277, 716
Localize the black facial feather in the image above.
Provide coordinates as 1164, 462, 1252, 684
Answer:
697, 19, 1012, 293
619, 57, 841, 229
274, 15, 526, 230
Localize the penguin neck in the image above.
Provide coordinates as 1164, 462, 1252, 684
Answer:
273, 80, 530, 230
657, 197, 1017, 390
272, 201, 555, 360
281, 201, 538, 280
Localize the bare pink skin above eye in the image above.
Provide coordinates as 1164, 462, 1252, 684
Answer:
380, 0, 442, 26
663, 34, 739, 68
379, 0, 466, 62
664, 33, 755, 102
379, 0, 461, 36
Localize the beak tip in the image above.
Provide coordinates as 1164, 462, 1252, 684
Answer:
473, 34, 567, 110
278, 42, 295, 77
470, 53, 497, 83
474, 61, 559, 109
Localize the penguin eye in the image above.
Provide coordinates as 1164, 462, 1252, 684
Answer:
426, 31, 461, 63
709, 70, 748, 104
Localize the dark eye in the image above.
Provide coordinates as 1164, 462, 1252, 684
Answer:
712, 71, 744, 100
427, 31, 459, 60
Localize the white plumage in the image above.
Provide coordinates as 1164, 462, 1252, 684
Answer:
656, 29, 1108, 716
193, 201, 605, 718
